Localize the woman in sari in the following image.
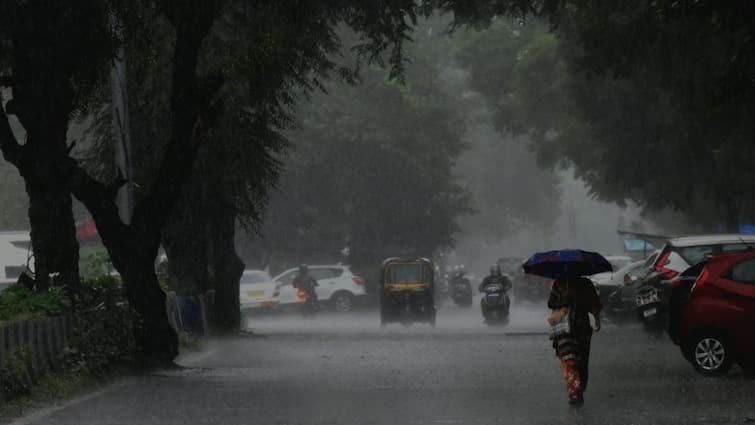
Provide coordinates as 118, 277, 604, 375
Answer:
548, 275, 602, 405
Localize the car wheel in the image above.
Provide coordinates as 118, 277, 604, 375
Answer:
332, 292, 354, 313
689, 334, 732, 376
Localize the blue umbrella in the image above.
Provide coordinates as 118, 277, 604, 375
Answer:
522, 249, 612, 279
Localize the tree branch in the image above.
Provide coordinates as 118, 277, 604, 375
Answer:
61, 156, 127, 236
131, 2, 222, 235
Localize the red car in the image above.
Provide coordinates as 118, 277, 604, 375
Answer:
679, 251, 755, 375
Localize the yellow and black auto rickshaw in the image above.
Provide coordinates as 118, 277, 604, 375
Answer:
379, 257, 436, 326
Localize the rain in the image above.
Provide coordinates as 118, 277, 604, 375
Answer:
1, 2, 754, 425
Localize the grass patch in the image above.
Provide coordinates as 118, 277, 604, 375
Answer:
0, 371, 102, 423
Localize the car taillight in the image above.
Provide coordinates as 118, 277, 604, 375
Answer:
692, 268, 709, 290
654, 251, 677, 280
661, 269, 678, 280
655, 251, 670, 271
352, 276, 364, 285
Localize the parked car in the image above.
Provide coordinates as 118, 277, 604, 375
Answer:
645, 234, 755, 282
273, 265, 366, 313
635, 234, 755, 333
677, 251, 755, 376
0, 231, 32, 288
591, 260, 644, 301
666, 261, 707, 344
601, 251, 661, 324
239, 269, 279, 311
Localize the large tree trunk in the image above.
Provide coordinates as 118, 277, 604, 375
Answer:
209, 202, 244, 333
23, 110, 81, 293
0, 7, 82, 294
115, 251, 178, 366
163, 200, 211, 293
24, 164, 80, 292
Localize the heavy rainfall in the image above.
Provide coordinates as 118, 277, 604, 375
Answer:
0, 2, 754, 424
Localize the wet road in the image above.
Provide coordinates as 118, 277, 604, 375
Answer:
15, 304, 755, 425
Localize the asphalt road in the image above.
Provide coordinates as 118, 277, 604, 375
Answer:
12, 303, 755, 425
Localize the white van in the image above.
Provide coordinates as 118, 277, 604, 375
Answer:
0, 231, 32, 290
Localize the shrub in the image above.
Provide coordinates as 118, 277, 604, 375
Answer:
0, 349, 34, 399
64, 274, 135, 374
0, 285, 68, 324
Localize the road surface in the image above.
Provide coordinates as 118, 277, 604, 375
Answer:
12, 304, 755, 425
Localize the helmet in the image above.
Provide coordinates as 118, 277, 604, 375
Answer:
299, 264, 309, 274
490, 264, 501, 276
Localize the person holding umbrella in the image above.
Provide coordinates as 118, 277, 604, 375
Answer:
523, 249, 607, 406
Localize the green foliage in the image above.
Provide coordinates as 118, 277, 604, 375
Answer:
80, 251, 116, 279
0, 349, 34, 399
64, 274, 135, 374
0, 285, 68, 324
459, 12, 755, 231
249, 19, 473, 266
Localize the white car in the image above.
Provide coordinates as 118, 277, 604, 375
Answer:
0, 231, 32, 289
652, 234, 755, 276
239, 269, 279, 311
591, 260, 645, 287
273, 265, 366, 313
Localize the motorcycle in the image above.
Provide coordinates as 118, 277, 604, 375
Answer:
480, 282, 510, 325
450, 276, 473, 307
298, 285, 319, 317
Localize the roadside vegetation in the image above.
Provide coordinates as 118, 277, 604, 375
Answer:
2, 0, 755, 382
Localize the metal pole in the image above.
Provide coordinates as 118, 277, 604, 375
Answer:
110, 17, 134, 225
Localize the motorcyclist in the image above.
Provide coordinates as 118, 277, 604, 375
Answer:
292, 264, 319, 298
451, 266, 470, 286
479, 264, 513, 293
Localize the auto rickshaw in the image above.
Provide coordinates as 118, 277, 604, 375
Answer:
379, 257, 436, 326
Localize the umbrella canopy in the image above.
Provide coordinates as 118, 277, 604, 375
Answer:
522, 249, 612, 280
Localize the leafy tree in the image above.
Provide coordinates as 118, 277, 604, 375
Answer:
246, 21, 473, 275
459, 7, 755, 232
0, 0, 549, 362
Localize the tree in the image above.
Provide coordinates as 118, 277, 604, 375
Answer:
458, 8, 755, 232
0, 2, 112, 292
0, 0, 548, 362
246, 20, 473, 275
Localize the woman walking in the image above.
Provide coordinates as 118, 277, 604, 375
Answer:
548, 276, 602, 405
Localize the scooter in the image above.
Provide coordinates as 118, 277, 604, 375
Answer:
481, 283, 510, 325
298, 286, 319, 317
451, 277, 473, 307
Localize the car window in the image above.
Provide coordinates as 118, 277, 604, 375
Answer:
721, 243, 752, 254
643, 251, 660, 268
277, 270, 297, 286
675, 245, 716, 265
4, 265, 25, 280
730, 259, 755, 284
386, 263, 424, 283
676, 243, 751, 266
310, 268, 340, 280
241, 272, 271, 284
